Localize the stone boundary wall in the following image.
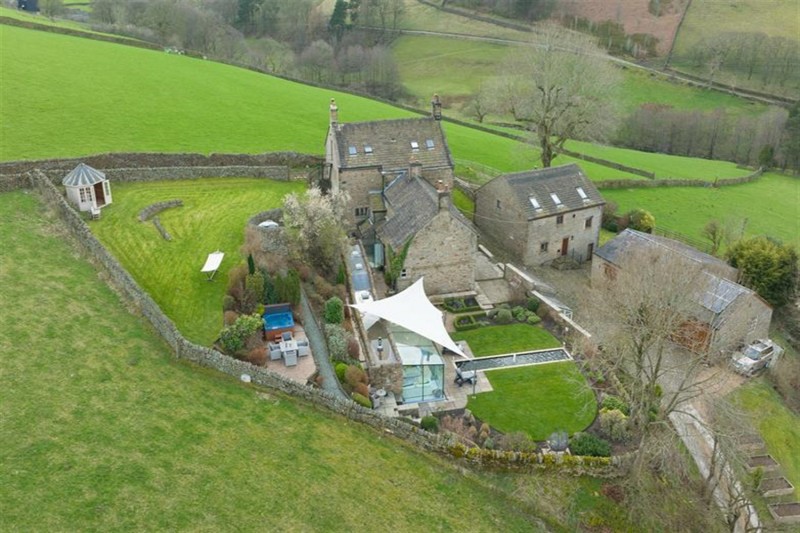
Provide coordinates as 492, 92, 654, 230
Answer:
139, 200, 183, 221
598, 167, 763, 190
415, 0, 534, 33
531, 289, 593, 344
560, 148, 655, 179
454, 177, 478, 200
152, 217, 172, 241
26, 169, 626, 477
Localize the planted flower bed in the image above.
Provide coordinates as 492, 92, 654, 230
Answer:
443, 297, 482, 313
760, 476, 794, 497
454, 312, 490, 332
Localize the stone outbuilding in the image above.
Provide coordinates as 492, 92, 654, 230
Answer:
593, 229, 772, 353
62, 163, 112, 214
474, 163, 604, 265
324, 96, 454, 227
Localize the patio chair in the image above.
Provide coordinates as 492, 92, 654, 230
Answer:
268, 343, 282, 361
281, 331, 293, 342
283, 350, 298, 367
297, 340, 310, 357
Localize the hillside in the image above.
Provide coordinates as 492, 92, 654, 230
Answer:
0, 190, 546, 531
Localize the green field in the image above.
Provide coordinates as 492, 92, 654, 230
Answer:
601, 172, 800, 249
730, 378, 800, 499
397, 0, 532, 42
393, 35, 765, 118
453, 324, 562, 357
0, 190, 549, 531
467, 362, 597, 440
91, 178, 303, 345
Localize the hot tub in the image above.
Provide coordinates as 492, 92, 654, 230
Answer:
263, 303, 294, 339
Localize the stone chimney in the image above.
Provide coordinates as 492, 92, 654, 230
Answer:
329, 98, 338, 127
409, 157, 422, 179
431, 93, 442, 120
436, 180, 450, 211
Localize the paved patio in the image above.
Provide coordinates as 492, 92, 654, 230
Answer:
264, 325, 317, 385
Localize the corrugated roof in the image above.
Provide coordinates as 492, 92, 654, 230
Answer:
62, 163, 106, 187
485, 164, 604, 220
334, 118, 453, 171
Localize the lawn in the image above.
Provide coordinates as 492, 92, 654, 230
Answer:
730, 378, 800, 499
467, 362, 597, 440
0, 189, 547, 531
453, 323, 562, 357
90, 178, 304, 345
452, 187, 474, 219
601, 172, 800, 249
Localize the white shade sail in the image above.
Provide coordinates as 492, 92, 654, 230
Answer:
349, 278, 466, 357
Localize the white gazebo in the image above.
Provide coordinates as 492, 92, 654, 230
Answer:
62, 163, 112, 214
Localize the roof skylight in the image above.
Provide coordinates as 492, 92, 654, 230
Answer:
550, 192, 563, 206
425, 139, 435, 149
529, 196, 541, 210
410, 141, 419, 151
348, 146, 357, 156
364, 145, 373, 154
576, 186, 588, 200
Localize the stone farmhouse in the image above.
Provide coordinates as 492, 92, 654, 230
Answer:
474, 164, 604, 266
593, 229, 772, 353
323, 97, 476, 296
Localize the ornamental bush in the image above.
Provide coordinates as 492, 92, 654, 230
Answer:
219, 314, 263, 355
569, 432, 611, 457
345, 365, 367, 389
335, 362, 348, 383
628, 208, 655, 233
324, 296, 344, 324
526, 297, 540, 312
421, 415, 439, 432
495, 308, 513, 324
352, 392, 372, 408
526, 314, 541, 325
601, 395, 629, 415
325, 323, 349, 361
599, 408, 629, 442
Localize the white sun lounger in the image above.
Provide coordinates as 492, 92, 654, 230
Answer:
201, 251, 224, 281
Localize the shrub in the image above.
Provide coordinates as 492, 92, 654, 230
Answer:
222, 295, 237, 312
601, 201, 618, 228
599, 408, 629, 442
496, 431, 537, 453
247, 346, 267, 366
347, 337, 360, 359
345, 365, 367, 389
495, 308, 513, 324
569, 432, 611, 457
526, 314, 541, 325
601, 395, 630, 415
325, 323, 349, 361
219, 314, 263, 355
526, 297, 540, 312
324, 296, 344, 324
352, 392, 372, 408
628, 208, 655, 233
353, 382, 370, 398
314, 274, 335, 300
336, 263, 346, 285
335, 362, 348, 383
512, 306, 526, 321
297, 264, 312, 282
223, 310, 239, 326
421, 415, 439, 432
262, 271, 279, 305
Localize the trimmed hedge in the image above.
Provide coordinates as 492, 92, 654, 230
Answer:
453, 312, 488, 332
443, 297, 482, 314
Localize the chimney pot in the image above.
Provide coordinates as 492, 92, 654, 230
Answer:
431, 93, 442, 120
329, 98, 339, 126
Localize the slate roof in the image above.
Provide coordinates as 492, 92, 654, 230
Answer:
486, 164, 604, 220
596, 229, 753, 315
376, 172, 473, 249
62, 163, 106, 187
333, 118, 453, 171
595, 229, 733, 274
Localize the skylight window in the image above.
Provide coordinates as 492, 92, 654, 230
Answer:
576, 186, 588, 200
425, 139, 435, 149
528, 196, 541, 210
410, 141, 419, 151
364, 145, 373, 154
550, 192, 563, 206
348, 146, 357, 156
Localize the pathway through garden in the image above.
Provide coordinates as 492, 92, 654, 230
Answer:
300, 291, 347, 399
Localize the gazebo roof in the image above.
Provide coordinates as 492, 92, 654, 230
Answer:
62, 163, 106, 187
349, 278, 466, 357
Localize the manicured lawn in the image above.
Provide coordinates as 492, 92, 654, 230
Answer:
601, 172, 800, 249
0, 190, 546, 531
467, 362, 597, 440
91, 178, 305, 345
453, 323, 562, 357
452, 187, 474, 219
730, 378, 800, 499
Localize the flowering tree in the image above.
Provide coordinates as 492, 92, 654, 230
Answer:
282, 187, 350, 277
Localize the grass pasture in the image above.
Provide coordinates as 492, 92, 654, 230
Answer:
467, 362, 597, 441
0, 190, 546, 531
601, 172, 800, 249
730, 378, 800, 499
90, 178, 304, 345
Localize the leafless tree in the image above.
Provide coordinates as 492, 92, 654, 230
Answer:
488, 26, 621, 167
39, 0, 64, 19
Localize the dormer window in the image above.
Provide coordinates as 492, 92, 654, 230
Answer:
364, 145, 373, 154
425, 139, 434, 149
550, 192, 563, 207
348, 146, 357, 156
576, 186, 588, 200
410, 141, 419, 151
528, 196, 541, 210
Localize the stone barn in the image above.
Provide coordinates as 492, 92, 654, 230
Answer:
475, 164, 604, 265
62, 163, 112, 215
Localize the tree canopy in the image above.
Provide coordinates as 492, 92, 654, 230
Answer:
727, 236, 799, 307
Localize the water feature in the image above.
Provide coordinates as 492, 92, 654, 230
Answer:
455, 348, 570, 372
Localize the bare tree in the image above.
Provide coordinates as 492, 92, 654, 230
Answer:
488, 26, 621, 167
702, 220, 725, 257
39, 0, 64, 19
